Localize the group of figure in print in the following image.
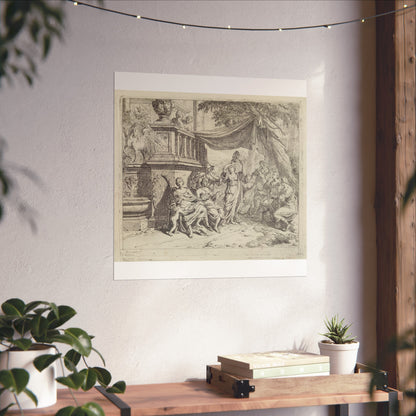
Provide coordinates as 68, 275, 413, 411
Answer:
167, 151, 297, 238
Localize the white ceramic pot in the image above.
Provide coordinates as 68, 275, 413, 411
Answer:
0, 344, 57, 409
318, 341, 359, 375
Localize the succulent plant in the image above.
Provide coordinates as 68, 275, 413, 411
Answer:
321, 315, 357, 344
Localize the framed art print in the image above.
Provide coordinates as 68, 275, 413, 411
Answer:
114, 73, 306, 279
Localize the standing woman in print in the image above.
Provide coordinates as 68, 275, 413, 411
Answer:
222, 151, 244, 224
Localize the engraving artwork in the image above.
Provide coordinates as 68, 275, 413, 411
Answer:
114, 91, 306, 262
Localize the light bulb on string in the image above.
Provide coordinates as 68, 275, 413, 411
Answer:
64, 0, 416, 33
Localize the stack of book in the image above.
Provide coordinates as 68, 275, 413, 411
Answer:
217, 350, 330, 379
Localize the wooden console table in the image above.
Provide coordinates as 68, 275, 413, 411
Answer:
15, 379, 402, 416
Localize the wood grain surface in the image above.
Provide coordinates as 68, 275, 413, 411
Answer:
8, 380, 402, 416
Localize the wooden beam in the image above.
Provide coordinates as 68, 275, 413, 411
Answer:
376, 0, 398, 387
376, 0, 416, 414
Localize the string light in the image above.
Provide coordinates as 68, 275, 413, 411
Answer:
67, 0, 416, 32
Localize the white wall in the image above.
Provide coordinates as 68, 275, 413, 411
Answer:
0, 1, 376, 415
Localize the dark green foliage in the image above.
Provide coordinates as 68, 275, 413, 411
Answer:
369, 326, 415, 415
0, 0, 65, 87
0, 3, 125, 412
106, 380, 126, 394
55, 402, 105, 416
64, 350, 81, 371
0, 368, 29, 394
0, 368, 37, 407
0, 167, 11, 220
403, 170, 416, 207
0, 0, 66, 228
0, 148, 12, 224
389, 328, 415, 415
0, 403, 15, 416
0, 136, 41, 231
33, 353, 62, 372
0, 298, 126, 415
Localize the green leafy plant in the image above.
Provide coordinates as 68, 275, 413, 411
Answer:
0, 298, 126, 416
0, 0, 65, 87
369, 326, 416, 416
0, 0, 66, 228
389, 328, 415, 413
321, 315, 357, 344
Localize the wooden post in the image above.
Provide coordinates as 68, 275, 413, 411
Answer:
376, 1, 416, 414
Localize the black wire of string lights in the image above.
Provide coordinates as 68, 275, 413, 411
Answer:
68, 0, 415, 32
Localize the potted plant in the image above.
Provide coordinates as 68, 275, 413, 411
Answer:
0, 298, 125, 415
318, 315, 360, 375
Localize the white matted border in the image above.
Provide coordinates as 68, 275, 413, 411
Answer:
115, 72, 307, 97
114, 72, 307, 280
115, 259, 306, 280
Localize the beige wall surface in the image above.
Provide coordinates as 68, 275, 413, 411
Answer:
0, 1, 376, 415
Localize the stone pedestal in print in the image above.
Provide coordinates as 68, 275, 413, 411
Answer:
122, 112, 207, 231
122, 165, 152, 231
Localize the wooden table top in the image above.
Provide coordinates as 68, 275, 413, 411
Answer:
122, 380, 399, 416
8, 388, 120, 416
10, 380, 401, 416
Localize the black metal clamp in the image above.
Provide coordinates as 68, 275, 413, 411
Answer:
206, 365, 213, 383
355, 363, 399, 416
232, 379, 255, 398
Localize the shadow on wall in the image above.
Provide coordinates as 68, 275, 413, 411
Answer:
357, 0, 377, 366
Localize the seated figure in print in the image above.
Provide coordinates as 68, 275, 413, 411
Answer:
167, 177, 210, 238
196, 177, 224, 232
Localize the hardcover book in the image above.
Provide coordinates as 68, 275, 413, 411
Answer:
218, 351, 329, 370
220, 361, 330, 379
